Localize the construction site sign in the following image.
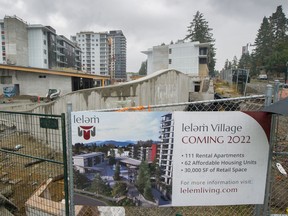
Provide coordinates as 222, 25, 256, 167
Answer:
172, 111, 271, 206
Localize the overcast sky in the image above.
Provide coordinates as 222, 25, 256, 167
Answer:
1, 0, 287, 72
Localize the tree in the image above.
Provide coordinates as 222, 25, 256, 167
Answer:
135, 161, 150, 193
224, 59, 232, 70
270, 5, 288, 46
186, 11, 216, 75
238, 53, 253, 75
143, 179, 154, 201
90, 173, 111, 196
73, 168, 90, 189
232, 56, 238, 69
253, 16, 273, 71
112, 182, 127, 197
118, 147, 124, 157
252, 6, 288, 75
114, 162, 121, 181
138, 60, 147, 75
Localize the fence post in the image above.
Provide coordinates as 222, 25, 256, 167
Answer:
264, 84, 273, 107
262, 82, 278, 216
273, 80, 280, 103
61, 113, 70, 216
254, 84, 273, 216
67, 103, 75, 216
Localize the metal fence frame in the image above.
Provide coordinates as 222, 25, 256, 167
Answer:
0, 111, 69, 216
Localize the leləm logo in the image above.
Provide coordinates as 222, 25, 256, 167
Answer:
78, 126, 96, 140
74, 114, 99, 140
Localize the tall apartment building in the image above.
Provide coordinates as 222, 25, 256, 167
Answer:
72, 30, 126, 80
0, 15, 81, 71
71, 32, 108, 76
108, 30, 127, 80
0, 16, 29, 66
142, 40, 209, 77
158, 113, 174, 186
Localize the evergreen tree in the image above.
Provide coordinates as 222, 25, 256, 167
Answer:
143, 179, 154, 201
238, 53, 252, 72
112, 182, 127, 197
118, 147, 124, 157
136, 161, 150, 193
114, 162, 121, 181
90, 173, 111, 196
138, 60, 147, 75
232, 56, 238, 69
268, 5, 288, 73
73, 168, 90, 189
252, 6, 288, 75
186, 11, 216, 75
108, 149, 116, 165
253, 16, 273, 71
270, 5, 288, 45
224, 59, 232, 70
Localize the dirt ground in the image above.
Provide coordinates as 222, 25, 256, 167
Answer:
0, 132, 63, 215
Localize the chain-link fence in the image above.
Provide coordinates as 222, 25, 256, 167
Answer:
73, 94, 288, 216
0, 111, 68, 216
1, 93, 287, 216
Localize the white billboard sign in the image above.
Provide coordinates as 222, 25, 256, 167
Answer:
172, 111, 270, 206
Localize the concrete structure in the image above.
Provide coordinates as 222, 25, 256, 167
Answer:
71, 30, 126, 80
27, 69, 201, 115
0, 15, 81, 71
142, 41, 209, 77
0, 64, 109, 97
73, 152, 105, 173
2, 69, 214, 114
158, 113, 174, 186
1, 16, 29, 66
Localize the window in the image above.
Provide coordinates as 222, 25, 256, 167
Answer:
0, 76, 12, 84
169, 59, 172, 64
1, 35, 4, 40
44, 59, 47, 64
44, 49, 47, 54
169, 48, 172, 54
43, 40, 46, 45
39, 75, 46, 78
